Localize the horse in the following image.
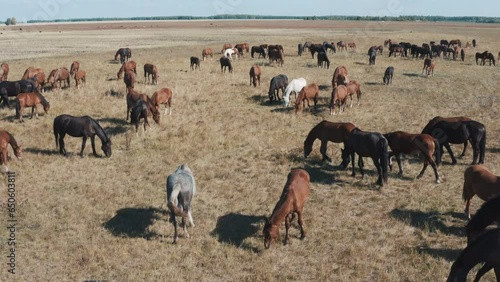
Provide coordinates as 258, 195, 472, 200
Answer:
0, 130, 22, 173
221, 43, 232, 54
331, 65, 349, 88
336, 41, 347, 52
130, 99, 151, 133
383, 131, 441, 183
303, 121, 356, 163
368, 46, 377, 65
69, 61, 79, 76
341, 128, 389, 186
1, 63, 9, 81
348, 42, 356, 51
295, 83, 319, 114
220, 57, 233, 73
298, 43, 303, 56
202, 48, 213, 61
53, 114, 112, 158
383, 66, 394, 85
345, 80, 362, 107
151, 87, 173, 115
421, 116, 472, 157
15, 92, 50, 122
74, 70, 86, 89
302, 41, 312, 52
422, 58, 433, 77
0, 79, 39, 107
460, 49, 465, 62
114, 48, 132, 64
374, 45, 383, 54
268, 74, 288, 102
448, 39, 462, 48
263, 168, 310, 249
166, 164, 196, 244
48, 67, 70, 89
21, 67, 45, 92
481, 52, 496, 66
389, 45, 405, 57
268, 44, 284, 55
384, 39, 392, 47
422, 119, 486, 165
309, 44, 326, 58
117, 61, 137, 79
224, 48, 235, 60
317, 52, 330, 69
463, 165, 500, 220
447, 228, 500, 282
251, 46, 266, 58
249, 65, 261, 87
323, 42, 336, 53
143, 63, 159, 84
123, 70, 136, 93
268, 49, 284, 66
283, 78, 306, 107
190, 57, 200, 71
329, 85, 348, 115
126, 88, 160, 123
234, 43, 249, 53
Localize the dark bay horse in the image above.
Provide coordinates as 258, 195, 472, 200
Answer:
126, 88, 160, 124
268, 74, 288, 102
53, 114, 111, 158
190, 57, 200, 71
0, 79, 39, 107
383, 66, 394, 85
317, 52, 330, 68
220, 57, 233, 73
15, 92, 50, 122
144, 63, 159, 84
130, 99, 151, 133
115, 48, 132, 64
368, 46, 377, 65
263, 169, 310, 249
463, 165, 500, 220
421, 116, 472, 158
383, 131, 441, 183
303, 121, 356, 164
251, 46, 266, 58
341, 128, 389, 186
0, 130, 22, 173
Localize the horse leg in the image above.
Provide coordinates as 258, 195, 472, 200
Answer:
465, 197, 471, 220
473, 263, 494, 282
443, 143, 457, 164
187, 210, 195, 227
396, 154, 403, 175
470, 139, 480, 165
284, 213, 291, 245
358, 155, 365, 179
350, 153, 356, 177
79, 136, 87, 158
171, 214, 179, 244
460, 141, 468, 157
373, 157, 383, 186
181, 216, 189, 239
297, 211, 306, 240
59, 134, 67, 156
319, 140, 332, 162
1, 150, 8, 173
90, 136, 98, 157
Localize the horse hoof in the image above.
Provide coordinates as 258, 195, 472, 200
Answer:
436, 179, 442, 184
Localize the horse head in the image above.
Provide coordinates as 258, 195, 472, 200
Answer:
14, 145, 22, 160
102, 139, 112, 157
263, 220, 279, 249
43, 102, 50, 113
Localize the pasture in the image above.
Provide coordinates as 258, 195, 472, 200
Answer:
0, 20, 499, 281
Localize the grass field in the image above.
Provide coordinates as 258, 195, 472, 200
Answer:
0, 20, 499, 281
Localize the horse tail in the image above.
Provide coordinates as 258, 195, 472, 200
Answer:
15, 97, 20, 118
53, 120, 59, 149
433, 138, 442, 166
167, 183, 188, 217
480, 130, 486, 163
380, 137, 389, 183
462, 170, 470, 203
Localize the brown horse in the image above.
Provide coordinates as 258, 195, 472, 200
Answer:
126, 88, 160, 124
221, 43, 232, 53
330, 85, 348, 115
123, 70, 136, 93
421, 116, 472, 158
0, 130, 22, 173
348, 42, 356, 51
422, 58, 434, 77
295, 83, 319, 114
336, 41, 347, 52
384, 39, 392, 47
463, 165, 500, 220
48, 67, 70, 89
383, 131, 441, 183
21, 67, 45, 92
143, 63, 159, 85
15, 92, 50, 122
263, 168, 310, 249
345, 80, 362, 107
331, 65, 349, 88
249, 65, 261, 87
1, 63, 9, 81
304, 121, 356, 163
151, 87, 173, 115
69, 61, 80, 75
235, 43, 250, 53
117, 61, 137, 79
74, 70, 86, 89
202, 48, 213, 61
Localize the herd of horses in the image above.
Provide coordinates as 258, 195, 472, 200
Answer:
0, 34, 499, 280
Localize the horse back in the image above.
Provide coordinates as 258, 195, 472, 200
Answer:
281, 169, 310, 211
319, 121, 356, 143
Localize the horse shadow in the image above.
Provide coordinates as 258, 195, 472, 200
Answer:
303, 164, 341, 185
24, 147, 59, 156
248, 95, 276, 107
416, 247, 461, 262
1, 115, 17, 122
390, 208, 466, 237
106, 77, 119, 82
108, 60, 120, 64
271, 107, 294, 113
354, 62, 366, 65
402, 73, 421, 77
103, 207, 167, 240
486, 147, 500, 154
318, 84, 330, 91
210, 212, 265, 253
105, 89, 124, 97
365, 82, 383, 86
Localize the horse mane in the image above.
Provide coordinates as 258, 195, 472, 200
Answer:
304, 121, 323, 147
5, 131, 19, 149
86, 116, 110, 144
466, 195, 500, 237
35, 92, 50, 107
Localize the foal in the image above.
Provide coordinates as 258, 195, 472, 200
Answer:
295, 83, 319, 114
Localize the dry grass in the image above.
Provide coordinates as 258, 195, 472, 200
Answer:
0, 20, 499, 281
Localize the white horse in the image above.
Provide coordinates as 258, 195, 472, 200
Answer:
224, 48, 237, 61
283, 78, 307, 107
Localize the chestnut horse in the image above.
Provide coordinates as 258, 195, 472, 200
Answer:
1, 63, 9, 81
331, 65, 349, 88
117, 61, 137, 79
0, 130, 22, 173
48, 67, 70, 89
221, 43, 232, 53
123, 71, 136, 93
151, 87, 173, 115
74, 70, 86, 89
348, 42, 356, 51
202, 48, 213, 61
69, 61, 80, 75
21, 67, 45, 92
336, 41, 347, 52
330, 85, 348, 115
235, 43, 249, 53
143, 63, 159, 84
126, 88, 160, 124
15, 92, 50, 122
463, 165, 500, 220
383, 131, 441, 183
263, 168, 310, 249
295, 83, 319, 114
345, 80, 362, 107
249, 65, 261, 87
303, 121, 356, 163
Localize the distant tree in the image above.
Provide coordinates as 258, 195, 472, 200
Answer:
5, 17, 16, 25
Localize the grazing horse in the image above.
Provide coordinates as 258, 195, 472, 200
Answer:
345, 80, 362, 107
447, 228, 500, 282
383, 131, 441, 183
0, 79, 39, 107
69, 61, 79, 76
251, 46, 267, 58
1, 63, 9, 81
249, 65, 261, 87
317, 52, 330, 69
74, 70, 86, 89
117, 61, 137, 79
368, 46, 377, 65
323, 42, 336, 53
297, 43, 303, 56
15, 92, 50, 122
295, 83, 319, 114
126, 88, 160, 123
422, 119, 485, 165
460, 49, 465, 62
201, 48, 213, 61
21, 67, 45, 92
219, 57, 233, 73
143, 63, 159, 84
166, 164, 196, 244
329, 85, 348, 115
383, 66, 394, 85
48, 67, 70, 89
341, 128, 389, 186
331, 65, 349, 88
224, 48, 236, 60
309, 44, 326, 58
151, 87, 173, 115
302, 41, 312, 52
283, 78, 306, 107
221, 43, 232, 54
348, 42, 356, 51
422, 58, 433, 77
268, 49, 284, 66
190, 57, 200, 71
463, 165, 500, 220
384, 39, 392, 47
421, 116, 472, 157
123, 71, 136, 93
114, 48, 132, 64
0, 130, 22, 173
268, 74, 288, 102
263, 169, 310, 249
336, 41, 347, 52
130, 99, 151, 133
303, 121, 356, 163
234, 43, 249, 53
53, 114, 112, 158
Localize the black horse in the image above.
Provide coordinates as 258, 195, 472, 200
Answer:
422, 120, 486, 165
251, 46, 266, 59
219, 57, 233, 73
323, 41, 336, 53
0, 79, 39, 107
317, 52, 330, 69
53, 114, 112, 158
340, 128, 389, 186
115, 48, 132, 64
447, 228, 500, 282
368, 46, 377, 65
130, 99, 151, 133
309, 44, 326, 58
383, 66, 394, 85
297, 43, 303, 56
268, 74, 288, 102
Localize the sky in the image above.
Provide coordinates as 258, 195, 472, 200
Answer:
1, 0, 499, 22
